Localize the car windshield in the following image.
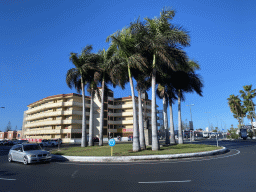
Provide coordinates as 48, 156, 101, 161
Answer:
23, 145, 41, 151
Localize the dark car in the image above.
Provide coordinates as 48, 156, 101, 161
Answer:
93, 137, 99, 142
4, 140, 13, 146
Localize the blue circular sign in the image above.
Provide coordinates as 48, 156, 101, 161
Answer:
108, 139, 116, 147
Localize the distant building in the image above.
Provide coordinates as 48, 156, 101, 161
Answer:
0, 131, 21, 140
23, 89, 158, 143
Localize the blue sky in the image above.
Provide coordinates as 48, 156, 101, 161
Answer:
1, 0, 256, 132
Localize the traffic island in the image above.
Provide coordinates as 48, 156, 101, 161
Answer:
51, 144, 228, 162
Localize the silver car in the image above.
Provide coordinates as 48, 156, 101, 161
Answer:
8, 143, 52, 165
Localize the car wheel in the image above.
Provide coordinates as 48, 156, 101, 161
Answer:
8, 154, 12, 163
23, 156, 28, 165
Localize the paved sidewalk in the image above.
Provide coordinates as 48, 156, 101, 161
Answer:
52, 147, 228, 162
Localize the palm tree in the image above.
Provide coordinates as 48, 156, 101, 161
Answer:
142, 7, 190, 150
66, 45, 94, 147
157, 84, 169, 144
228, 94, 246, 129
171, 62, 204, 144
106, 27, 148, 152
87, 78, 101, 146
92, 48, 117, 146
167, 88, 177, 144
239, 85, 256, 134
135, 70, 151, 150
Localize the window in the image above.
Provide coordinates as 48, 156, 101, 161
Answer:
53, 108, 56, 112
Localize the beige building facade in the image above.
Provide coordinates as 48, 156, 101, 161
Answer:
23, 89, 156, 143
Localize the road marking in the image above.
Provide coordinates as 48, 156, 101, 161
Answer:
71, 170, 78, 178
0, 178, 16, 181
139, 180, 191, 184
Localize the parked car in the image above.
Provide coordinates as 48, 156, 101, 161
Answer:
8, 143, 52, 165
1, 140, 9, 146
40, 139, 61, 147
49, 139, 60, 147
93, 137, 99, 142
6, 140, 14, 146
40, 139, 50, 147
17, 140, 29, 144
128, 136, 133, 141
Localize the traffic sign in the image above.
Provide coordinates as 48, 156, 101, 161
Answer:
108, 139, 116, 147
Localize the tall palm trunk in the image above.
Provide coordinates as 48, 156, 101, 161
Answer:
128, 64, 140, 152
89, 90, 94, 146
178, 89, 183, 144
163, 96, 169, 144
99, 77, 105, 146
138, 89, 146, 150
152, 54, 159, 150
81, 78, 87, 147
169, 102, 176, 144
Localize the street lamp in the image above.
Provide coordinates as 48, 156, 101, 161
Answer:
214, 116, 219, 131
186, 104, 194, 142
0, 107, 5, 132
205, 112, 211, 131
186, 104, 194, 122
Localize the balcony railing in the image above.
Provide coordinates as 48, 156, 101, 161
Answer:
26, 102, 90, 115
108, 120, 133, 125
25, 119, 87, 128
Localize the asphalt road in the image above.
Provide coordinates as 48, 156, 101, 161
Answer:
1, 139, 256, 192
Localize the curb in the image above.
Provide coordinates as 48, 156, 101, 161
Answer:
52, 147, 228, 162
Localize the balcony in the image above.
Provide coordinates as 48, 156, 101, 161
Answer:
24, 128, 84, 135
26, 110, 87, 121
108, 104, 133, 109
25, 119, 87, 128
26, 102, 90, 115
108, 112, 133, 117
108, 120, 133, 125
108, 96, 114, 101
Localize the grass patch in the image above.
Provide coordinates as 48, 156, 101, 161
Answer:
51, 143, 221, 156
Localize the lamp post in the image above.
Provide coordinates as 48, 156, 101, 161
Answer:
186, 104, 194, 142
0, 107, 5, 132
205, 112, 211, 131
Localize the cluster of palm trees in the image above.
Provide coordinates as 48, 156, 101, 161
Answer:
228, 85, 256, 134
66, 7, 204, 151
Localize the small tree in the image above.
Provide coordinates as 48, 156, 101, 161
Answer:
5, 121, 12, 132
227, 127, 239, 139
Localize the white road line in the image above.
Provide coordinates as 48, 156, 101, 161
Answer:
56, 149, 240, 166
0, 178, 16, 181
71, 170, 79, 178
139, 180, 191, 184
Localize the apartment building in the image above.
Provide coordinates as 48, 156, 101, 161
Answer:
23, 89, 157, 143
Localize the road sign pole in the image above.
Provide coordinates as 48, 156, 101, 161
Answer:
108, 139, 116, 156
